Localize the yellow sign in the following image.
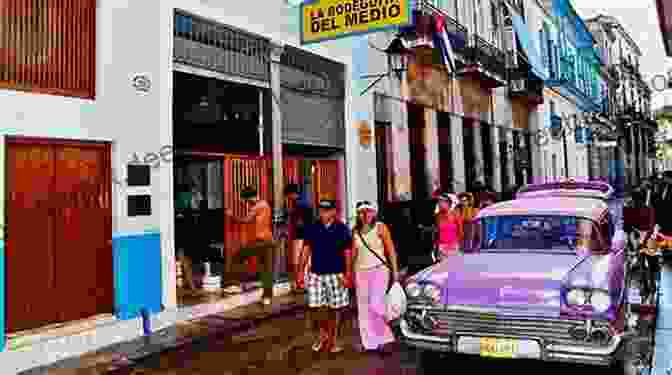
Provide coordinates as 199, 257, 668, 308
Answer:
301, 0, 412, 44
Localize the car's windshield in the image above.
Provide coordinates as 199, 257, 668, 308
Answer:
464, 215, 606, 254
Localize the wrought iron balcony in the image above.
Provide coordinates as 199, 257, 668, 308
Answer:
507, 52, 543, 104
460, 33, 507, 88
620, 58, 635, 75
608, 65, 620, 81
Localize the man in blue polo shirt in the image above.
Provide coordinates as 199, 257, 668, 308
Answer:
298, 199, 353, 354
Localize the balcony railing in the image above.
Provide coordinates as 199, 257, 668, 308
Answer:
608, 65, 620, 81
444, 13, 469, 54
462, 34, 507, 80
507, 52, 543, 102
620, 58, 635, 74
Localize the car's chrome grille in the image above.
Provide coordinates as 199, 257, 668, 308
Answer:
408, 308, 607, 345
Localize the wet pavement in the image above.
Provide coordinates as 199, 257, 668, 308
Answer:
102, 299, 617, 375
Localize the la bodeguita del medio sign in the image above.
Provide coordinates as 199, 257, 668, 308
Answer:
301, 0, 412, 44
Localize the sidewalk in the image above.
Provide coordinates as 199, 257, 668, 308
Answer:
0, 281, 301, 374
18, 291, 305, 375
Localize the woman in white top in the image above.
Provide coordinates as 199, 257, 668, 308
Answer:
352, 201, 399, 354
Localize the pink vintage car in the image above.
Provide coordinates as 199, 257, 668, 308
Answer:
396, 181, 658, 375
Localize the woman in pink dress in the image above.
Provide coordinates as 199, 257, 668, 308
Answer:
435, 193, 464, 259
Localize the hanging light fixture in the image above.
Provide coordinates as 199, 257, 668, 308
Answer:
385, 37, 412, 81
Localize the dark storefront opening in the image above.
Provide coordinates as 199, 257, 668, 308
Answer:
172, 71, 270, 305
499, 127, 510, 191
524, 132, 533, 184
481, 122, 493, 189
438, 112, 453, 192
463, 119, 476, 191
408, 103, 429, 200
375, 122, 391, 210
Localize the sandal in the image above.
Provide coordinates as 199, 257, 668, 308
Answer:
312, 333, 328, 352
329, 344, 344, 353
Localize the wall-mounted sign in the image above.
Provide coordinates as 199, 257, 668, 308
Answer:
132, 74, 151, 93
356, 120, 373, 150
301, 0, 412, 44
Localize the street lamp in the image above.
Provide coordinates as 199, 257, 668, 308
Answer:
360, 36, 412, 96
385, 37, 411, 81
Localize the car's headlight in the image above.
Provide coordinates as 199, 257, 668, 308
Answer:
566, 288, 611, 313
567, 288, 588, 305
590, 290, 611, 313
423, 284, 441, 303
405, 282, 421, 298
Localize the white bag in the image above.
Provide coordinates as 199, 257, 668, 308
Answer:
385, 281, 407, 322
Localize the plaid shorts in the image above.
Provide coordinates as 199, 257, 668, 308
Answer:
305, 272, 349, 309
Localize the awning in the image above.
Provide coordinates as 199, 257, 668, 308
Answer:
507, 4, 548, 81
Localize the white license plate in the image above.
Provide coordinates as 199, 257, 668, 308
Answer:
457, 336, 541, 359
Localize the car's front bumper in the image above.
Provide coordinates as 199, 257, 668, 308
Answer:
394, 318, 625, 366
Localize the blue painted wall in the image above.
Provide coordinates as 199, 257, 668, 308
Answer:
112, 232, 162, 320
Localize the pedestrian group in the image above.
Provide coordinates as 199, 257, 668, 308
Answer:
221, 181, 499, 354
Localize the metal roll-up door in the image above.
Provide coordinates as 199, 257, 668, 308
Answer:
280, 87, 345, 148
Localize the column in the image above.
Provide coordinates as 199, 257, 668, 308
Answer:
490, 124, 502, 192
506, 129, 516, 188
517, 130, 527, 183
529, 109, 544, 184
450, 114, 466, 193
270, 43, 285, 214
472, 120, 485, 184
424, 108, 441, 196
390, 100, 412, 201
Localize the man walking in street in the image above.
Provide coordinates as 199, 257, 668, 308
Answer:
225, 185, 277, 306
298, 199, 353, 353
285, 183, 314, 293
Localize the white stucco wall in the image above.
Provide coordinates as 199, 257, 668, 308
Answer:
0, 0, 370, 308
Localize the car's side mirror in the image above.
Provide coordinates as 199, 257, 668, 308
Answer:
611, 229, 626, 253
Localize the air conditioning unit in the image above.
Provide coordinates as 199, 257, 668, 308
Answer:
511, 79, 526, 92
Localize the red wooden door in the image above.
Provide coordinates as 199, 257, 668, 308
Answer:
52, 143, 113, 322
5, 138, 112, 333
6, 142, 57, 332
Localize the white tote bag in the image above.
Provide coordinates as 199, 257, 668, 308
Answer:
385, 281, 407, 321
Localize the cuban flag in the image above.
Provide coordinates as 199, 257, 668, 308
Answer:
432, 14, 456, 74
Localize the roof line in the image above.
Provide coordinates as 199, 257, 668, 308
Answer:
590, 14, 641, 56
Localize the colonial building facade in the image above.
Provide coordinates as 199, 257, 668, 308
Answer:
586, 14, 656, 188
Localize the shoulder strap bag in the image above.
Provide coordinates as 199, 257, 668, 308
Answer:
356, 224, 407, 321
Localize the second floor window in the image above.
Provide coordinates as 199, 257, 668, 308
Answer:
0, 0, 96, 99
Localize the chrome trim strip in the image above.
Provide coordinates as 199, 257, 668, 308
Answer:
400, 319, 453, 343
441, 305, 563, 317
546, 335, 622, 355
